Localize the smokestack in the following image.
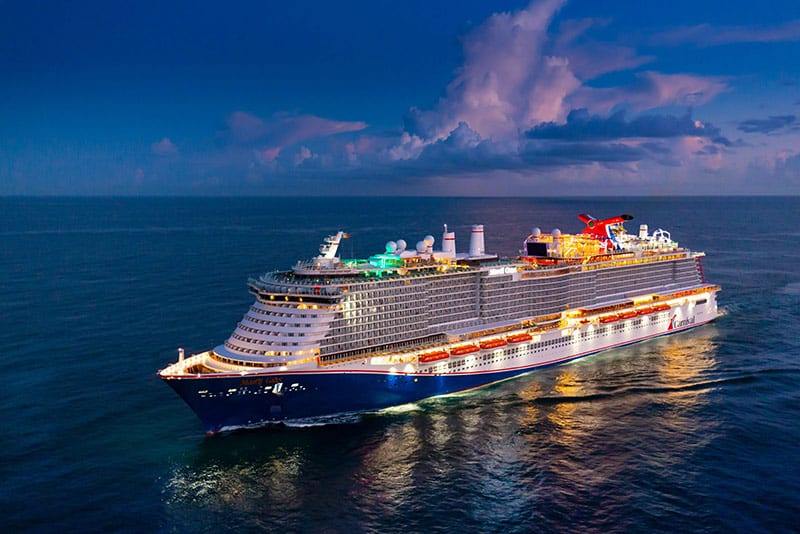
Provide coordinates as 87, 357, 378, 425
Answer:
442, 224, 456, 257
469, 224, 485, 257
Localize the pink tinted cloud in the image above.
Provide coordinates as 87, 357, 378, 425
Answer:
256, 146, 281, 164
347, 136, 385, 154
226, 111, 367, 150
650, 20, 800, 47
222, 111, 367, 171
293, 146, 316, 166
407, 0, 572, 142
227, 112, 269, 143
553, 19, 653, 81
570, 71, 728, 114
151, 137, 178, 155
274, 113, 367, 146
404, 0, 701, 145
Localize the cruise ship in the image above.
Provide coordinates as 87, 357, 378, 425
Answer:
159, 213, 720, 434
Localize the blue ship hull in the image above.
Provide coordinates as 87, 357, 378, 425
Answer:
165, 367, 532, 434
166, 340, 645, 433
162, 321, 714, 434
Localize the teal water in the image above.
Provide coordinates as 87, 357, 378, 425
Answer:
1, 197, 798, 532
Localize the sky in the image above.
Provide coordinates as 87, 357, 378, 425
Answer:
2, 0, 800, 196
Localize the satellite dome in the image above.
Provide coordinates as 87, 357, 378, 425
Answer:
416, 241, 427, 253
424, 235, 435, 246
385, 241, 397, 253
552, 228, 562, 238
396, 239, 407, 251
531, 227, 541, 237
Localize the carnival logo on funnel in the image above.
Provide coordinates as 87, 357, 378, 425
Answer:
669, 314, 696, 330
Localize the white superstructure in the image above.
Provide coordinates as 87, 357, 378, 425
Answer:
164, 214, 719, 376
159, 213, 720, 433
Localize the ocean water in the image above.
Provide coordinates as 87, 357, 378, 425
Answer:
1, 196, 799, 533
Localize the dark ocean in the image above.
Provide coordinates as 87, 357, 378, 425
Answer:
1, 196, 799, 533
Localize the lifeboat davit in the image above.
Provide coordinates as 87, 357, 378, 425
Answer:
450, 344, 480, 356
507, 333, 533, 343
480, 338, 508, 350
418, 350, 449, 364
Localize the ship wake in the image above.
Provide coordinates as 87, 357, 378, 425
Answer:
529, 375, 759, 406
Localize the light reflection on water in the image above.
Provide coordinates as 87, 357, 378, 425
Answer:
163, 445, 308, 517
351, 421, 422, 510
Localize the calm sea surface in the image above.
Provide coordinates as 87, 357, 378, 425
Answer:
1, 197, 799, 533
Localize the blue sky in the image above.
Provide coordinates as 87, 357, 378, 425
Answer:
2, 0, 799, 195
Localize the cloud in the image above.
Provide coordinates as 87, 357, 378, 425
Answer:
650, 20, 800, 47
226, 112, 269, 143
777, 152, 800, 173
737, 115, 796, 134
403, 1, 724, 145
520, 141, 647, 166
403, 0, 727, 151
552, 18, 654, 81
694, 144, 721, 156
224, 111, 367, 150
292, 146, 316, 167
405, 0, 577, 142
640, 141, 672, 155
151, 137, 178, 155
255, 146, 281, 164
369, 121, 696, 180
405, 123, 519, 173
392, 2, 733, 181
570, 71, 728, 113
162, 1, 741, 193
527, 109, 724, 141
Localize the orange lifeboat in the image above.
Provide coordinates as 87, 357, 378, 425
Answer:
507, 333, 533, 343
599, 315, 620, 324
450, 344, 479, 356
418, 350, 449, 364
480, 338, 508, 350
637, 307, 655, 315
654, 304, 671, 312
619, 310, 638, 319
